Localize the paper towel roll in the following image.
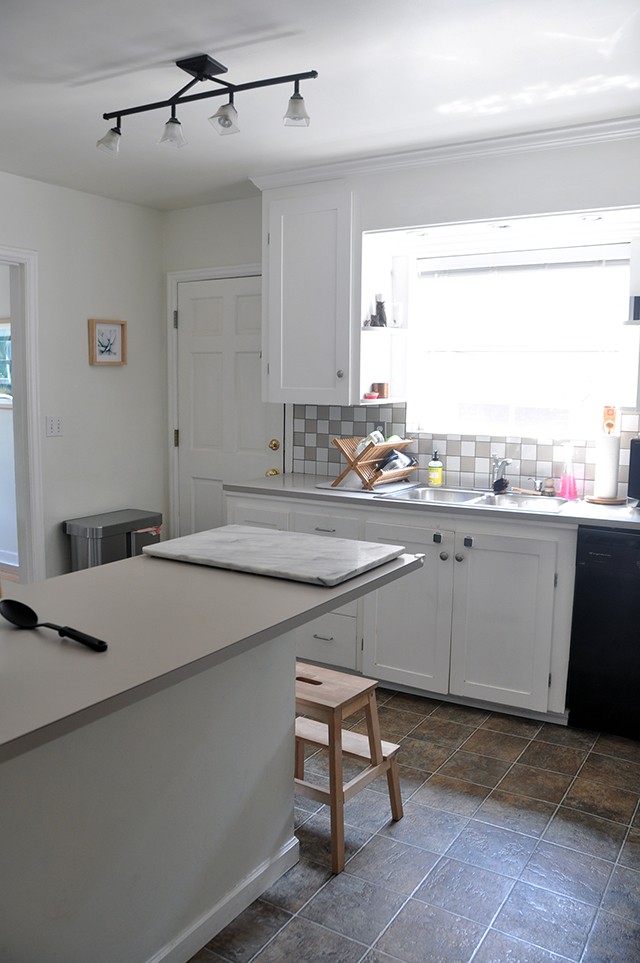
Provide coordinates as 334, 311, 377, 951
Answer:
594, 434, 620, 499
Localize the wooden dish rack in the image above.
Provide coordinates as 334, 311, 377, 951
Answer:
331, 437, 418, 490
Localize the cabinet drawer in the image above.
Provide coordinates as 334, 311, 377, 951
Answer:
295, 612, 358, 670
225, 498, 289, 531
292, 510, 360, 540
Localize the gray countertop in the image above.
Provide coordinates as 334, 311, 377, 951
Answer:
223, 473, 640, 530
0, 548, 423, 762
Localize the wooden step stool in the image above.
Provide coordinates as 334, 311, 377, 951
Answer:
294, 661, 403, 873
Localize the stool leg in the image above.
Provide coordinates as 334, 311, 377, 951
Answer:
294, 735, 305, 781
363, 693, 383, 767
386, 756, 404, 821
327, 714, 345, 873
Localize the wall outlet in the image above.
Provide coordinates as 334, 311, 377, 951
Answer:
46, 416, 63, 437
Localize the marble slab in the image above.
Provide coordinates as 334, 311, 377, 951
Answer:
142, 524, 405, 586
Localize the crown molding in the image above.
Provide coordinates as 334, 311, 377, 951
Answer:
250, 115, 640, 191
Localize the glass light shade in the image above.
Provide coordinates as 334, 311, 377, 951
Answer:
159, 117, 187, 148
283, 92, 310, 126
209, 102, 240, 135
96, 127, 121, 155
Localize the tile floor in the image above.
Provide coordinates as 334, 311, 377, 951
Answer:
189, 689, 640, 963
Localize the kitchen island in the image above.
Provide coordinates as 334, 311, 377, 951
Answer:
0, 545, 422, 963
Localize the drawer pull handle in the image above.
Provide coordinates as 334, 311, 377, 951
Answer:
314, 526, 336, 533
312, 633, 334, 642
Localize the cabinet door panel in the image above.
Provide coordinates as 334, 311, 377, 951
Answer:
264, 191, 352, 404
362, 521, 453, 692
449, 532, 556, 711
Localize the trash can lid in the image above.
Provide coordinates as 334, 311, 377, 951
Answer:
63, 509, 163, 538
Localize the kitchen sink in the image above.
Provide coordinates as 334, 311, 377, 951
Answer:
470, 492, 568, 513
377, 487, 480, 504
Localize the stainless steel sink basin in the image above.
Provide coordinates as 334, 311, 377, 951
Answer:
470, 492, 568, 513
377, 487, 480, 504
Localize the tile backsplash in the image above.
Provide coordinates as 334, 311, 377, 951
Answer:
291, 404, 640, 498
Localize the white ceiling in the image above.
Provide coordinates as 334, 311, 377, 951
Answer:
2, 0, 640, 210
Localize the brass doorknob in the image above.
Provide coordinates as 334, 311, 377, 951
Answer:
268, 439, 280, 451
265, 468, 280, 477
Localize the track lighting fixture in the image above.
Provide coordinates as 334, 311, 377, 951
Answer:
97, 54, 317, 154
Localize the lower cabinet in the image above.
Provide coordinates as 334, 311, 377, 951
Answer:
363, 519, 559, 712
224, 490, 576, 714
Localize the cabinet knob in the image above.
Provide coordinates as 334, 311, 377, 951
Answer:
455, 553, 465, 562
268, 438, 280, 451
265, 468, 280, 477
336, 369, 344, 379
439, 551, 449, 561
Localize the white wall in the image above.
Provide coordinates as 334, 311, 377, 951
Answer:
0, 171, 166, 577
162, 196, 262, 271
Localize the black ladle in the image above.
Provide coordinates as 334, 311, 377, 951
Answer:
0, 599, 107, 652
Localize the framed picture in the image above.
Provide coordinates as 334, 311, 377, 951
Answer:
88, 319, 127, 366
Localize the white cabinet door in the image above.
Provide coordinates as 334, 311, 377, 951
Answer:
449, 530, 556, 711
263, 190, 353, 404
362, 520, 454, 693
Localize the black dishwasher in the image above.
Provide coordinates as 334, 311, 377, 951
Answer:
567, 526, 640, 739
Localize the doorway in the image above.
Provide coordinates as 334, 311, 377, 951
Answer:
0, 265, 18, 578
0, 247, 44, 584
168, 267, 283, 537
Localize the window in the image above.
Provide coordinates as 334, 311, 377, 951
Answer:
0, 321, 11, 405
406, 245, 636, 437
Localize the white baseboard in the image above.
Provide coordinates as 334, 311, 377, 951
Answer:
147, 836, 300, 963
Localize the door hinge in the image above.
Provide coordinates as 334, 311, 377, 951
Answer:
173, 310, 178, 329
267, 232, 270, 245
361, 637, 364, 652
554, 573, 558, 588
266, 362, 270, 375
548, 672, 552, 687
174, 429, 179, 447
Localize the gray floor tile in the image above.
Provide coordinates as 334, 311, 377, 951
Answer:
414, 856, 514, 924
580, 752, 640, 794
446, 820, 538, 878
562, 776, 639, 824
521, 840, 614, 905
473, 929, 570, 962
295, 811, 372, 869
542, 806, 627, 862
345, 833, 439, 895
260, 857, 333, 913
300, 872, 406, 945
205, 899, 292, 963
251, 916, 367, 963
582, 909, 640, 962
376, 897, 485, 962
493, 880, 596, 959
379, 799, 468, 853
619, 828, 640, 871
437, 749, 512, 788
411, 773, 491, 816
601, 864, 640, 923
474, 790, 556, 837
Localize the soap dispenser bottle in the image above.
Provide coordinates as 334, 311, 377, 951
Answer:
428, 450, 443, 488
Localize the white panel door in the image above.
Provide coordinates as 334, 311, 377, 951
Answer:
449, 531, 556, 711
177, 277, 282, 535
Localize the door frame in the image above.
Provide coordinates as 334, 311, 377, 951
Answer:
1, 245, 44, 583
166, 265, 261, 539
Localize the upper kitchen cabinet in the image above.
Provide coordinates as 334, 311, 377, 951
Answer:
262, 187, 354, 404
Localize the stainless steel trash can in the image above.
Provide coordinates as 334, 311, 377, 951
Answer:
63, 509, 162, 571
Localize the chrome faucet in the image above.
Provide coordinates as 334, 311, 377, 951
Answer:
490, 454, 512, 488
